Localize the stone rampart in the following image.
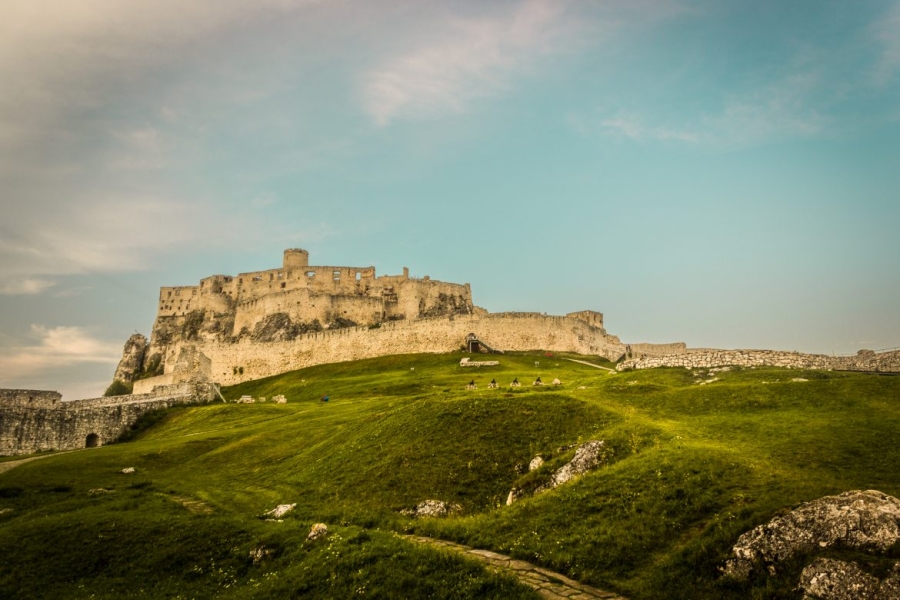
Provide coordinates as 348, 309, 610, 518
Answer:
0, 383, 216, 456
143, 312, 625, 386
617, 349, 900, 373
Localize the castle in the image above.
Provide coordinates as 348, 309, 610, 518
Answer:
3, 248, 899, 456
110, 249, 636, 393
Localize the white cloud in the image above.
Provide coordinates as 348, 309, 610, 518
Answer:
363, 0, 579, 125
872, 1, 900, 84
584, 63, 831, 147
0, 278, 55, 295
0, 325, 121, 384
595, 112, 700, 143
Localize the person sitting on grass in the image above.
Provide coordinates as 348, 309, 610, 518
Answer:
533, 376, 543, 386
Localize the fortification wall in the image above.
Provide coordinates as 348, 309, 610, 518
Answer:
0, 384, 215, 456
156, 313, 624, 386
628, 342, 688, 357
617, 349, 900, 373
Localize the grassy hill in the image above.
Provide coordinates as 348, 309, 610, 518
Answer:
2, 351, 899, 598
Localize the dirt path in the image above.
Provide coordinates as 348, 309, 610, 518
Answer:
563, 358, 616, 373
0, 455, 51, 475
401, 535, 627, 599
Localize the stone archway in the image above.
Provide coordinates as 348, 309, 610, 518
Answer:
85, 433, 100, 448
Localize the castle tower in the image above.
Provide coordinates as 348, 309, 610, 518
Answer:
283, 248, 309, 270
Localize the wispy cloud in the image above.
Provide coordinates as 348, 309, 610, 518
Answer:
581, 57, 831, 147
0, 278, 55, 296
593, 112, 701, 143
0, 325, 121, 383
872, 1, 900, 84
363, 0, 580, 125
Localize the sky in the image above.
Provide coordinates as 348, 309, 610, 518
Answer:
1, 0, 899, 400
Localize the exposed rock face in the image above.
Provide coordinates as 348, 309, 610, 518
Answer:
546, 440, 609, 489
113, 334, 148, 383
508, 441, 610, 505
798, 558, 900, 599
723, 490, 900, 579
250, 313, 322, 342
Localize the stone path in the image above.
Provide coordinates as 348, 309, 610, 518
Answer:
401, 535, 627, 600
563, 358, 616, 373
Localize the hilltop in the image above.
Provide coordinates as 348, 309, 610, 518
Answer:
2, 351, 900, 598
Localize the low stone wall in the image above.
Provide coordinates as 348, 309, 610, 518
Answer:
0, 383, 216, 456
153, 312, 626, 387
617, 349, 900, 373
627, 342, 688, 357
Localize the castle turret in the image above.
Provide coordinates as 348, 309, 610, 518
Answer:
283, 248, 309, 270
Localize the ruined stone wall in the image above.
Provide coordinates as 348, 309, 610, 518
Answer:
628, 342, 688, 357
149, 312, 625, 386
617, 349, 900, 373
0, 384, 215, 456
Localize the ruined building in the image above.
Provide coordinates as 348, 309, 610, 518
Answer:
108, 249, 631, 392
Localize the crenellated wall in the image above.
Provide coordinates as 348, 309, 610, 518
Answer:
0, 384, 216, 456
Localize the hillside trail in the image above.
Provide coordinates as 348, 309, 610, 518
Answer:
0, 452, 68, 475
562, 358, 616, 373
401, 535, 627, 599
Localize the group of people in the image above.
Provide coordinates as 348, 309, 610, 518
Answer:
466, 376, 557, 390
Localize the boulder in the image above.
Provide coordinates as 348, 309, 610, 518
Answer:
798, 557, 900, 599
723, 490, 900, 579
307, 523, 328, 540
528, 456, 545, 471
120, 467, 135, 474
264, 503, 296, 519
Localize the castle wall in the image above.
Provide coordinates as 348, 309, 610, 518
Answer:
163, 313, 625, 386
0, 384, 215, 456
628, 342, 688, 357
617, 349, 900, 372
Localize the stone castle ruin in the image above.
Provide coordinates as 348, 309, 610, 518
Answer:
110, 249, 640, 393
4, 248, 898, 456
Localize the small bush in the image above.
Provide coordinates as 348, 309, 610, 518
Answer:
103, 380, 133, 397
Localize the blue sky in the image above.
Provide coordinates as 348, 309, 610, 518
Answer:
1, 0, 899, 399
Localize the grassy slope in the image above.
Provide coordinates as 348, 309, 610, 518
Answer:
1, 351, 899, 599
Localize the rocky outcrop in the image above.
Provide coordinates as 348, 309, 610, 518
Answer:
507, 441, 611, 505
798, 558, 900, 599
401, 499, 461, 518
723, 490, 900, 579
112, 334, 148, 383
544, 440, 609, 489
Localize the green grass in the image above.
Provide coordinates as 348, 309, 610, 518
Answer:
2, 352, 900, 598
